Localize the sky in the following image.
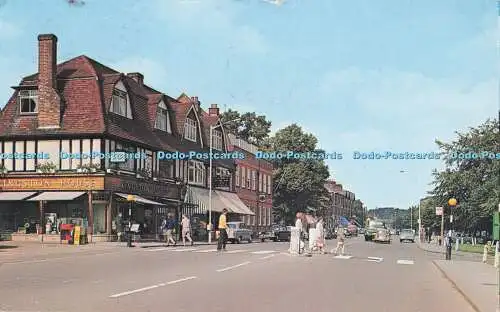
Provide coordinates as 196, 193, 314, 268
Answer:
0, 0, 497, 210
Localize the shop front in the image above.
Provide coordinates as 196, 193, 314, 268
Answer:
104, 176, 181, 241
0, 175, 105, 243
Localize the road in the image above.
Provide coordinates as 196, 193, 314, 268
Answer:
0, 236, 476, 312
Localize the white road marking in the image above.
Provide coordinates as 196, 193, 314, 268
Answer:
397, 260, 414, 265
333, 255, 352, 259
225, 249, 246, 254
172, 248, 196, 252
109, 276, 197, 298
147, 248, 170, 252
3, 259, 48, 265
194, 249, 217, 253
367, 257, 383, 262
251, 250, 276, 254
216, 261, 251, 272
259, 254, 275, 260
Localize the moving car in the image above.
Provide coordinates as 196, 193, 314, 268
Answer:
226, 222, 253, 244
364, 220, 385, 241
399, 229, 415, 243
374, 228, 391, 243
259, 225, 291, 242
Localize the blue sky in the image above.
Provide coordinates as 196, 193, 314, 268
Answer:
0, 0, 497, 210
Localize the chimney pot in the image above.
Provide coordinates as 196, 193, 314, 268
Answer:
127, 72, 144, 86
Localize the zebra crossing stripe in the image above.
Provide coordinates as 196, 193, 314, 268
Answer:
250, 250, 276, 254
397, 260, 414, 265
147, 248, 170, 252
225, 250, 246, 254
334, 255, 352, 259
194, 249, 217, 253
172, 248, 196, 252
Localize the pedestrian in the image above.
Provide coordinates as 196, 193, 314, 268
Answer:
333, 227, 346, 256
217, 208, 228, 252
165, 215, 177, 246
295, 212, 305, 253
181, 214, 194, 246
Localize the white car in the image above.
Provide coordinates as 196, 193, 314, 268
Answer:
226, 222, 252, 244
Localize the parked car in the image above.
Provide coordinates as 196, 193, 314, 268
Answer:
275, 226, 292, 242
325, 228, 337, 240
226, 222, 252, 244
259, 224, 283, 242
373, 228, 391, 243
399, 229, 415, 243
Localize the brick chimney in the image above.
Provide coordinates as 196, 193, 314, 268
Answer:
208, 104, 219, 116
127, 72, 143, 86
37, 34, 62, 129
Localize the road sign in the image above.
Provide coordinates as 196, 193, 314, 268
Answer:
436, 207, 443, 216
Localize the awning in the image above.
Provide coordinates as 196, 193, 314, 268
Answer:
185, 186, 227, 213
0, 192, 37, 201
27, 192, 86, 201
215, 190, 255, 215
115, 193, 166, 206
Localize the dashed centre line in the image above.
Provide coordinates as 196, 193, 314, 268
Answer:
397, 260, 414, 265
216, 261, 251, 272
108, 276, 197, 298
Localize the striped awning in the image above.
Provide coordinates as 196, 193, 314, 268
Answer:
115, 193, 166, 206
0, 192, 37, 201
185, 186, 226, 213
215, 191, 255, 215
27, 192, 86, 201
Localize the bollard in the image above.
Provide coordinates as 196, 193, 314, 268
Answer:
455, 238, 459, 251
445, 236, 452, 260
127, 231, 133, 247
484, 243, 490, 263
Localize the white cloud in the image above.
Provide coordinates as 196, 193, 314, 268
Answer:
152, 0, 269, 55
108, 57, 168, 88
0, 19, 21, 39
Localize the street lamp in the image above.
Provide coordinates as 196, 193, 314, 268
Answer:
208, 117, 240, 244
175, 178, 185, 241
126, 195, 135, 247
445, 197, 457, 260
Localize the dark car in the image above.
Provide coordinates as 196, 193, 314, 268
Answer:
274, 226, 291, 242
325, 229, 337, 240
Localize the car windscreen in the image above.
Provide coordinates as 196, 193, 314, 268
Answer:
401, 230, 413, 235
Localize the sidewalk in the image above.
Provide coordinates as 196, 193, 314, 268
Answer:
433, 259, 497, 312
418, 241, 494, 264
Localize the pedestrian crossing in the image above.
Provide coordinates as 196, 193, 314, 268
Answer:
332, 255, 415, 265
146, 247, 282, 255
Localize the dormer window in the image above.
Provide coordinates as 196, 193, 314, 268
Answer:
18, 90, 38, 114
155, 101, 171, 133
212, 129, 223, 151
111, 89, 130, 118
184, 118, 197, 142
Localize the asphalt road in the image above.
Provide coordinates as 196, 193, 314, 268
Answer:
0, 236, 476, 312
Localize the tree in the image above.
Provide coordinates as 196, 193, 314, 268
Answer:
220, 109, 272, 145
267, 124, 331, 224
429, 118, 500, 233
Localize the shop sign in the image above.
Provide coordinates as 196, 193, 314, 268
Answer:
0, 177, 105, 191
105, 176, 179, 199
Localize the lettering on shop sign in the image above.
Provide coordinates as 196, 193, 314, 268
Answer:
105, 177, 179, 198
0, 177, 105, 191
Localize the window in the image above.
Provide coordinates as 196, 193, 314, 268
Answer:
241, 167, 246, 188
259, 173, 263, 192
184, 118, 197, 142
212, 129, 223, 151
112, 142, 135, 171
144, 152, 153, 177
158, 160, 174, 179
235, 166, 240, 187
251, 170, 256, 190
155, 102, 171, 132
18, 90, 38, 114
111, 89, 129, 118
259, 207, 262, 226
188, 160, 205, 185
247, 170, 251, 188
267, 175, 272, 194
262, 174, 267, 194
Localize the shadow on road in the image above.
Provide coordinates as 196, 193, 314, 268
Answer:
0, 245, 18, 250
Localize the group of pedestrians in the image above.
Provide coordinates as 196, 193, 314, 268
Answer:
160, 214, 193, 247
293, 212, 346, 256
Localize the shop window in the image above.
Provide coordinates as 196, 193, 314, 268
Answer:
188, 160, 205, 185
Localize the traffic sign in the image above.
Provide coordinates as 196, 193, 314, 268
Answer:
435, 207, 443, 216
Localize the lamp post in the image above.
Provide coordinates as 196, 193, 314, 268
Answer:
208, 118, 240, 244
126, 195, 135, 247
175, 179, 185, 241
446, 198, 457, 260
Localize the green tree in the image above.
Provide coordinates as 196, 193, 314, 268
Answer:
430, 118, 500, 233
220, 109, 272, 145
267, 124, 330, 224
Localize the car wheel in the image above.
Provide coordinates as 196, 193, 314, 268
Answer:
236, 237, 242, 244
273, 238, 278, 242
261, 238, 265, 242
400, 240, 402, 243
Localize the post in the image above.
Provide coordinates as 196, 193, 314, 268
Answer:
440, 212, 444, 246
410, 206, 413, 231
418, 204, 422, 244
497, 203, 500, 312
208, 125, 213, 244
87, 191, 93, 243
127, 201, 132, 247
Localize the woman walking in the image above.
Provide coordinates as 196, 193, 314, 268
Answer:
181, 214, 194, 246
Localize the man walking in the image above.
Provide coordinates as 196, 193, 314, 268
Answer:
181, 214, 194, 246
164, 215, 177, 246
217, 208, 228, 252
334, 227, 346, 256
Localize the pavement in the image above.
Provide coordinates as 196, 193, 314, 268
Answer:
0, 236, 486, 312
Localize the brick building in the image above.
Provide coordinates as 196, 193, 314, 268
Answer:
227, 133, 273, 233
324, 180, 363, 226
0, 34, 254, 242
